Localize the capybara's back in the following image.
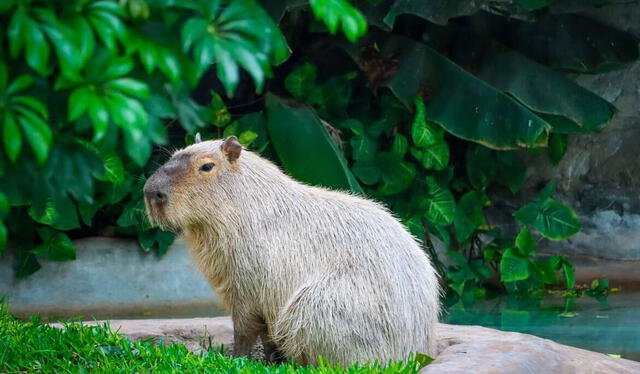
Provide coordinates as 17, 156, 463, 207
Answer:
144, 136, 440, 366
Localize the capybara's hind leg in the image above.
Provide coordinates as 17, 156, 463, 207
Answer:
260, 331, 286, 363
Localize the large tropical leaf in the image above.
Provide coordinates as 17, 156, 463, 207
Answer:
478, 49, 616, 133
549, 0, 633, 13
484, 13, 639, 73
265, 94, 362, 193
349, 35, 549, 149
383, 0, 483, 27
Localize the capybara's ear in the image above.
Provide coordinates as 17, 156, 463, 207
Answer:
194, 132, 202, 143
221, 136, 242, 162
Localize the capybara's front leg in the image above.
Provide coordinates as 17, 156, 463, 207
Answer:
232, 312, 260, 357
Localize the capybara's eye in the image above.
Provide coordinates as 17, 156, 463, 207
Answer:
199, 162, 215, 172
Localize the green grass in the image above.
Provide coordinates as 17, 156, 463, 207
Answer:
0, 304, 426, 373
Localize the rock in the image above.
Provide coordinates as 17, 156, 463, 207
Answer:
51, 317, 640, 373
486, 2, 640, 265
426, 324, 640, 374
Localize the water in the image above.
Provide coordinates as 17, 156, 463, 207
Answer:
41, 292, 640, 362
442, 292, 640, 361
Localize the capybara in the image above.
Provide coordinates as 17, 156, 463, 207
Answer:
144, 135, 440, 366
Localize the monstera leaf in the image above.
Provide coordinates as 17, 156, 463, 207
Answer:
265, 94, 363, 193
349, 35, 550, 149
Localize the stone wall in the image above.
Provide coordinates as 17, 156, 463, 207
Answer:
491, 3, 640, 262
0, 238, 224, 318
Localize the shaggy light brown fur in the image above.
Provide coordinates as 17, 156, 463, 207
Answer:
144, 136, 441, 366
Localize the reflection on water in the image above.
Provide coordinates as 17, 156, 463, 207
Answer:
443, 292, 640, 361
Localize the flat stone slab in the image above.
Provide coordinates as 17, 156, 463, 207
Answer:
53, 317, 640, 373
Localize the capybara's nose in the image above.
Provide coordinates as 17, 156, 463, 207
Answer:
143, 184, 168, 205
152, 191, 167, 204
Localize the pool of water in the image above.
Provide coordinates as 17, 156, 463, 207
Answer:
442, 292, 640, 361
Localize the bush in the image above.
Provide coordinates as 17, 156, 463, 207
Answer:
0, 0, 637, 298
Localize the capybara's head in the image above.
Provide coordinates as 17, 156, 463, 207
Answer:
143, 135, 242, 231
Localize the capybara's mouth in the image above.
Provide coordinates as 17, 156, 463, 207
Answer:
144, 198, 177, 232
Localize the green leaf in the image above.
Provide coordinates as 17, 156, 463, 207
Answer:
310, 0, 368, 42
350, 135, 377, 162
100, 153, 125, 184
39, 16, 82, 78
104, 92, 148, 134
24, 18, 50, 76
15, 252, 41, 279
12, 95, 48, 119
105, 78, 150, 98
378, 153, 416, 195
285, 63, 317, 100
465, 145, 496, 190
352, 160, 381, 185
6, 75, 35, 96
17, 111, 51, 164
28, 199, 80, 231
548, 133, 568, 165
453, 206, 475, 243
391, 134, 408, 158
266, 94, 362, 193
32, 227, 76, 261
117, 198, 150, 230
138, 229, 175, 256
533, 259, 559, 285
182, 0, 290, 95
411, 140, 449, 170
70, 15, 95, 67
124, 129, 152, 167
491, 13, 639, 73
515, 199, 581, 240
535, 180, 557, 204
411, 96, 443, 147
384, 0, 482, 27
424, 177, 455, 225
415, 353, 434, 368
0, 62, 7, 92
3, 112, 22, 162
68, 86, 91, 121
56, 142, 103, 203
500, 248, 531, 282
428, 223, 450, 245
453, 191, 486, 243
210, 91, 231, 127
562, 261, 575, 289
157, 47, 182, 82
515, 227, 536, 256
87, 94, 110, 141
369, 35, 549, 149
517, 0, 552, 10
181, 18, 207, 52
0, 193, 8, 219
0, 222, 7, 256
8, 5, 28, 58
238, 130, 258, 146
478, 49, 615, 133
495, 151, 526, 193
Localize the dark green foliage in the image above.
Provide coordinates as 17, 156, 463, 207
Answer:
0, 0, 636, 300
